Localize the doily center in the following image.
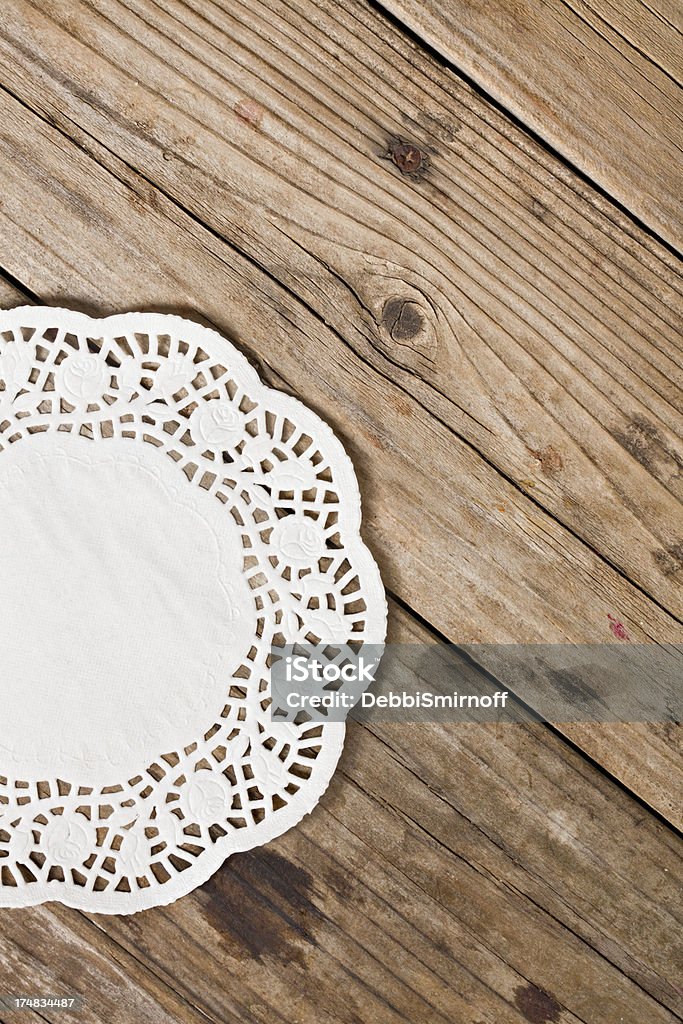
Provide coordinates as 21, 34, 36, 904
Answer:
0, 433, 255, 784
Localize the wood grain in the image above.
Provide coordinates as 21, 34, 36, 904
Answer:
1, 0, 681, 620
75, 606, 683, 1022
0, 159, 680, 1024
0, 0, 680, 823
377, 0, 683, 249
0, 74, 681, 825
0, 902, 215, 1024
580, 0, 683, 81
4, 600, 676, 1024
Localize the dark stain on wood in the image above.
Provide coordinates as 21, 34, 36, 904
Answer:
654, 541, 683, 577
382, 297, 424, 341
531, 198, 550, 222
513, 983, 562, 1023
613, 415, 682, 476
198, 848, 321, 962
551, 667, 610, 713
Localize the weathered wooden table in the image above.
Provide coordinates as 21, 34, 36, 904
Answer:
0, 1, 681, 1021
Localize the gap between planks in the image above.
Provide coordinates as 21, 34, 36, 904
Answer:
374, 0, 683, 252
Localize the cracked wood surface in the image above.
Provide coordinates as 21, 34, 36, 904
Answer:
377, 0, 683, 250
0, 1, 681, 1021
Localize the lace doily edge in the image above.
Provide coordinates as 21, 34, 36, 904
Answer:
0, 724, 345, 914
0, 306, 387, 912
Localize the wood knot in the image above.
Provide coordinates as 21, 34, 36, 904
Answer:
382, 297, 424, 341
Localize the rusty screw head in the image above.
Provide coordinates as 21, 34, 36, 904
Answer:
391, 142, 423, 174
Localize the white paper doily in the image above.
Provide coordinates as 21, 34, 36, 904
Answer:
0, 307, 386, 913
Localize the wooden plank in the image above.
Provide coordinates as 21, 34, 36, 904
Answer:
74, 605, 683, 1023
0, 335, 673, 1024
377, 0, 683, 249
0, 229, 680, 1023
0, 275, 30, 312
1, 0, 681, 620
0, 5, 679, 1020
0, 76, 680, 822
0, 902, 217, 1024
582, 0, 683, 81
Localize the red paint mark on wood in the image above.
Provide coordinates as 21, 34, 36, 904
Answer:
608, 613, 630, 641
234, 98, 264, 129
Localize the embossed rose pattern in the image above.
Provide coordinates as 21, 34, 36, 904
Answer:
184, 773, 235, 825
270, 518, 328, 567
0, 343, 35, 395
41, 817, 90, 867
266, 457, 318, 492
55, 354, 111, 404
189, 399, 245, 448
